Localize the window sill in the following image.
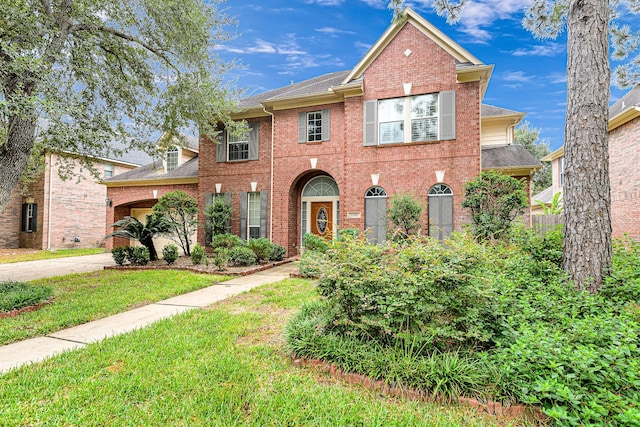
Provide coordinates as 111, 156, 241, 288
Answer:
302, 141, 325, 145
374, 140, 442, 147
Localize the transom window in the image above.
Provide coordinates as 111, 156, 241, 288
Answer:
166, 147, 179, 172
307, 111, 323, 142
379, 94, 438, 144
428, 184, 453, 196
228, 131, 249, 161
365, 186, 387, 198
302, 176, 339, 197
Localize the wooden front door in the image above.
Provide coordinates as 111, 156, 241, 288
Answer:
310, 202, 333, 238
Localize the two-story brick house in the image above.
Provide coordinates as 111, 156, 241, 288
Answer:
198, 8, 540, 256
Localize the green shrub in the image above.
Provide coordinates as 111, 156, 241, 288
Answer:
128, 247, 150, 266
247, 238, 273, 263
0, 281, 53, 312
601, 236, 640, 303
162, 243, 179, 265
269, 243, 286, 261
190, 243, 206, 265
303, 233, 329, 253
337, 228, 360, 241
213, 247, 230, 271
205, 196, 232, 243
211, 233, 243, 250
228, 245, 257, 266
111, 246, 128, 266
387, 193, 424, 241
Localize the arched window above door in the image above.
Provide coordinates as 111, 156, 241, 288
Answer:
302, 176, 339, 197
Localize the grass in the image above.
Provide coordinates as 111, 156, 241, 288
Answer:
0, 270, 231, 346
0, 278, 510, 426
0, 281, 53, 312
0, 248, 106, 264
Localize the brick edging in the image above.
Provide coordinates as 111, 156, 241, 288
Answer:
291, 356, 548, 423
0, 299, 54, 319
103, 259, 293, 277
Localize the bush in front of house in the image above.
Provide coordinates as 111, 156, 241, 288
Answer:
247, 238, 273, 263
269, 243, 286, 261
112, 246, 129, 266
285, 229, 640, 425
211, 233, 244, 250
228, 245, 257, 266
213, 247, 230, 271
128, 247, 150, 266
303, 233, 329, 253
0, 281, 53, 312
162, 243, 179, 265
190, 243, 207, 265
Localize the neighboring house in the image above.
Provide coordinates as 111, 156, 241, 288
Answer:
533, 146, 564, 215
104, 134, 199, 251
0, 146, 152, 250
533, 86, 639, 240
197, 8, 541, 256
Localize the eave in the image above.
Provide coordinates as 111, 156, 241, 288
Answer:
542, 146, 564, 162
608, 105, 640, 131
103, 177, 198, 187
483, 165, 542, 176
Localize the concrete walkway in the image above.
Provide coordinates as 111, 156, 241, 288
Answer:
0, 262, 298, 374
0, 253, 115, 282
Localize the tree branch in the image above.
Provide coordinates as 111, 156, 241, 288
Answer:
69, 24, 177, 71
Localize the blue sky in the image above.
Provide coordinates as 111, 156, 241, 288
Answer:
214, 0, 638, 152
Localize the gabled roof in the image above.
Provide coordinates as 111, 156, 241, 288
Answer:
104, 156, 198, 187
609, 86, 640, 131
482, 144, 542, 174
532, 186, 555, 205
481, 104, 523, 119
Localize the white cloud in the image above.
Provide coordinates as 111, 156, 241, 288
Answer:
359, 0, 387, 7
316, 27, 356, 35
452, 0, 530, 43
501, 70, 535, 82
511, 43, 565, 57
305, 0, 344, 5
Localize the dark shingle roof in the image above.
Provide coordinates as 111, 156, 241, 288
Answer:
482, 144, 542, 170
609, 87, 640, 118
106, 156, 198, 182
481, 104, 522, 118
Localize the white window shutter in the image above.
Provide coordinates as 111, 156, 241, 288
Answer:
439, 90, 456, 140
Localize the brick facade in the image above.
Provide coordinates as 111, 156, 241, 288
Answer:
609, 115, 640, 240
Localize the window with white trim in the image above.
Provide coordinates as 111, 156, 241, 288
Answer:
21, 203, 37, 232
104, 163, 114, 178
166, 147, 179, 172
247, 192, 261, 239
228, 131, 249, 161
298, 109, 330, 143
307, 111, 322, 141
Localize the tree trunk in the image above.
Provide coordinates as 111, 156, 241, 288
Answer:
563, 0, 612, 292
0, 114, 38, 215
141, 236, 159, 261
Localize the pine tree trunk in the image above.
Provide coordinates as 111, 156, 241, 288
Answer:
0, 114, 38, 215
563, 0, 612, 292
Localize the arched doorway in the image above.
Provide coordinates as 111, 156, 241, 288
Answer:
300, 176, 340, 245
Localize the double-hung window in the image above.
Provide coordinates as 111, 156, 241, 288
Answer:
364, 90, 455, 146
166, 147, 179, 171
228, 131, 249, 161
216, 123, 259, 163
247, 192, 261, 239
298, 109, 330, 143
104, 163, 114, 178
21, 203, 37, 232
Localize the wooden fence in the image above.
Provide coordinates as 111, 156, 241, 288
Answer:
531, 214, 563, 234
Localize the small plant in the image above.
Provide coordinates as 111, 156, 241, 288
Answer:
162, 243, 179, 265
213, 247, 230, 271
303, 233, 329, 253
0, 281, 53, 312
534, 191, 563, 214
112, 246, 128, 266
211, 233, 243, 250
247, 238, 273, 263
269, 243, 286, 261
128, 247, 150, 266
387, 194, 424, 241
191, 243, 206, 265
229, 245, 257, 266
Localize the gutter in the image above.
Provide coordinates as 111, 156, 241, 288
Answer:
262, 105, 275, 241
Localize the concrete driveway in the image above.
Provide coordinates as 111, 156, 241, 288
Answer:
0, 253, 115, 282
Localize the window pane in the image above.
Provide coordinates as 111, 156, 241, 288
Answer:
248, 192, 260, 227
411, 117, 438, 141
411, 94, 437, 118
378, 98, 404, 121
228, 131, 249, 161
379, 121, 404, 144
307, 111, 322, 142
166, 147, 179, 171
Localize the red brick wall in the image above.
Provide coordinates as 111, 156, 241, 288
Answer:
609, 116, 640, 240
105, 183, 199, 250
198, 22, 483, 256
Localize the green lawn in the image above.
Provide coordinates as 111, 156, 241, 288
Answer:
0, 248, 106, 264
0, 270, 231, 345
0, 279, 509, 426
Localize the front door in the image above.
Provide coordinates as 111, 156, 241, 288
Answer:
310, 202, 333, 239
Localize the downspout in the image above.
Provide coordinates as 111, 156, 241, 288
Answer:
262, 105, 275, 241
47, 152, 53, 250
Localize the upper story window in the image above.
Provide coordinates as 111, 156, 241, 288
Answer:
298, 109, 330, 143
166, 147, 179, 172
104, 162, 114, 178
228, 131, 249, 161
216, 122, 259, 163
364, 90, 455, 146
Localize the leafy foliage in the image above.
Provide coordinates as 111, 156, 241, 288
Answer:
228, 245, 257, 266
162, 243, 179, 265
190, 243, 206, 265
111, 246, 129, 266
387, 193, 424, 241
128, 247, 150, 266
535, 191, 563, 215
0, 281, 53, 312
303, 233, 329, 253
105, 214, 169, 261
211, 233, 244, 250
462, 171, 528, 241
205, 196, 232, 243
515, 121, 551, 194
247, 238, 273, 264
269, 243, 286, 262
212, 247, 230, 271
153, 191, 198, 256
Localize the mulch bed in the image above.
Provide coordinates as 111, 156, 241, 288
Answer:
104, 256, 295, 276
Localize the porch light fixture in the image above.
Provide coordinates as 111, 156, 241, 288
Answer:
215, 183, 222, 194
105, 197, 112, 207
310, 158, 318, 169
371, 173, 380, 186
435, 170, 445, 183
152, 190, 158, 199
251, 181, 258, 192
403, 83, 412, 96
